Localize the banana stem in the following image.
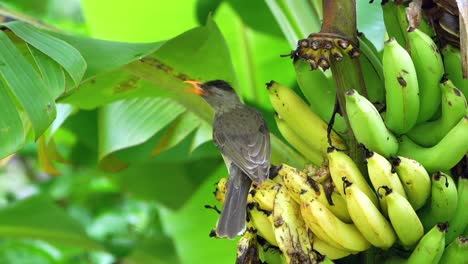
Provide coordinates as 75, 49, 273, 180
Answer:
321, 1, 373, 262
321, 0, 367, 166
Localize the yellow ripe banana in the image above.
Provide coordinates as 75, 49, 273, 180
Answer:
391, 156, 431, 210
312, 235, 352, 260
275, 114, 324, 166
383, 37, 420, 134
303, 164, 330, 183
343, 180, 396, 249
214, 177, 229, 204
267, 81, 346, 154
397, 116, 468, 173
379, 186, 424, 248
345, 89, 399, 157
236, 227, 260, 263
300, 197, 371, 252
250, 180, 280, 211
272, 185, 316, 263
407, 27, 444, 122
248, 204, 277, 246
304, 215, 351, 251
365, 150, 407, 215
279, 164, 351, 223
327, 148, 379, 207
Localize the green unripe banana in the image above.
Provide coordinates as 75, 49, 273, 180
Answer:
382, 1, 408, 47
446, 176, 468, 244
407, 223, 448, 264
358, 33, 385, 103
345, 89, 398, 157
294, 61, 347, 133
407, 27, 444, 122
267, 81, 346, 154
275, 114, 323, 166
440, 236, 468, 264
383, 37, 420, 134
398, 116, 468, 173
391, 156, 431, 210
442, 45, 468, 99
343, 180, 396, 249
418, 172, 458, 231
327, 147, 379, 208
379, 186, 424, 248
366, 150, 407, 215
407, 78, 467, 147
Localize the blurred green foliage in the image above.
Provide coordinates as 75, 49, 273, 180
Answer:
0, 0, 385, 263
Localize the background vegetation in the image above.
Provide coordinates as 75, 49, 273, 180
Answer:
0, 0, 385, 263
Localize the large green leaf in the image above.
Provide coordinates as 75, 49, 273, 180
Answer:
0, 79, 25, 158
5, 21, 86, 86
151, 111, 203, 157
98, 97, 185, 169
28, 45, 66, 99
0, 240, 57, 264
0, 30, 56, 139
49, 33, 162, 79
0, 195, 102, 250
60, 71, 172, 110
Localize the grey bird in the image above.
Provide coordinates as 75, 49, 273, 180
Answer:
185, 79, 271, 238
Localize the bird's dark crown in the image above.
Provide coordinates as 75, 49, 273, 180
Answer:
203, 80, 234, 92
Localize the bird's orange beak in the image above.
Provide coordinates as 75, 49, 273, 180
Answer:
184, 80, 205, 96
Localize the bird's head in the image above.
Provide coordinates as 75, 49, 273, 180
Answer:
185, 80, 241, 111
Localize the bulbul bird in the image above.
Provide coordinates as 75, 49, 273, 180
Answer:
185, 79, 271, 238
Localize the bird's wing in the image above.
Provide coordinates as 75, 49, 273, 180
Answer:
213, 107, 270, 183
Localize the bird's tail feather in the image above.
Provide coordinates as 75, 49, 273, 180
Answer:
216, 165, 252, 239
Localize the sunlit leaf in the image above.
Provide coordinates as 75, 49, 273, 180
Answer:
0, 195, 102, 250
81, 0, 198, 42
0, 30, 56, 139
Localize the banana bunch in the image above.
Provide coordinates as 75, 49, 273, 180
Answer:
210, 2, 468, 263
213, 147, 468, 263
